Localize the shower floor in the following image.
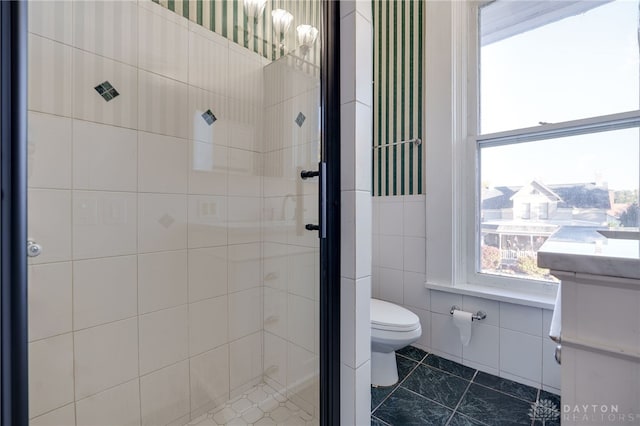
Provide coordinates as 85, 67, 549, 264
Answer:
186, 383, 317, 426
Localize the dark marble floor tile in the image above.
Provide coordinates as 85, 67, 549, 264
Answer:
371, 385, 395, 410
371, 355, 418, 409
397, 345, 428, 362
448, 413, 489, 426
423, 354, 476, 380
457, 383, 534, 426
371, 416, 390, 426
473, 371, 538, 402
374, 387, 453, 426
396, 354, 418, 382
401, 364, 470, 409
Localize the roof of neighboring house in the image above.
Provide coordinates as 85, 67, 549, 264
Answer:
509, 181, 562, 202
482, 181, 611, 210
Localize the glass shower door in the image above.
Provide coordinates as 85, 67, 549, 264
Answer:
25, 1, 322, 425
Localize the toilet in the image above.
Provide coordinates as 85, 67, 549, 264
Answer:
370, 298, 422, 387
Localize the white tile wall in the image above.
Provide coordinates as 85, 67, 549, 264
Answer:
500, 302, 543, 336
264, 332, 288, 388
72, 49, 139, 129
288, 294, 316, 352
140, 361, 190, 426
73, 121, 138, 192
30, 404, 76, 426
29, 333, 75, 418
229, 333, 263, 392
259, 52, 322, 417
28, 189, 72, 264
228, 288, 262, 340
340, 3, 373, 425
188, 296, 228, 356
138, 132, 189, 194
227, 197, 261, 244
500, 328, 543, 383
187, 195, 227, 248
28, 262, 72, 341
73, 255, 138, 330
29, 0, 73, 44
372, 195, 561, 392
188, 31, 228, 96
188, 142, 228, 196
138, 193, 188, 253
287, 247, 316, 300
73, 318, 139, 399
189, 346, 230, 412
75, 379, 141, 426
28, 34, 73, 117
138, 306, 189, 375
73, 1, 139, 66
72, 191, 137, 259
138, 250, 188, 314
188, 247, 228, 302
138, 4, 189, 82
27, 112, 72, 190
188, 85, 229, 146
138, 70, 189, 138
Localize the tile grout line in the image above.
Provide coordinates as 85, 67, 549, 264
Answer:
470, 380, 540, 405
445, 370, 480, 426
531, 388, 542, 426
395, 385, 458, 413
371, 352, 427, 413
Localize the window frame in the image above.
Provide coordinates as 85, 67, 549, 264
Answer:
424, 0, 640, 301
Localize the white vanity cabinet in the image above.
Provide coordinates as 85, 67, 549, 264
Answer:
538, 232, 640, 425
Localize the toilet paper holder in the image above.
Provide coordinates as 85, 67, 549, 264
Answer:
450, 306, 486, 322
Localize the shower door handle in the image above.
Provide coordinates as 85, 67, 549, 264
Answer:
302, 162, 326, 238
319, 162, 326, 239
300, 170, 319, 179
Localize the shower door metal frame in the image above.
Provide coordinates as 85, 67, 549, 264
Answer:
1, 1, 340, 425
319, 1, 341, 426
0, 1, 29, 425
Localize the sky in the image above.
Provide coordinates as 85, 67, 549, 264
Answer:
480, 0, 640, 191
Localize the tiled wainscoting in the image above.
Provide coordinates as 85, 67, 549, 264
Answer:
27, 1, 320, 425
372, 346, 560, 426
372, 196, 560, 393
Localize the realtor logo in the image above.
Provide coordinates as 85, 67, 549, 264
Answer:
529, 399, 560, 424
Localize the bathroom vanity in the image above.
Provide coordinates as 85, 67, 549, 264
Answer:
538, 229, 640, 424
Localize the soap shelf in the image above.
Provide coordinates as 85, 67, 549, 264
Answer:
450, 305, 487, 322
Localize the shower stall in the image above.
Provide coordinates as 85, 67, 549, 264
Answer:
0, 0, 340, 424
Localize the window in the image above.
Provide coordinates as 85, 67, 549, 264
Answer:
476, 0, 640, 285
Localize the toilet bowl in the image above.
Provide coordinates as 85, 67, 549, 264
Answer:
370, 298, 422, 387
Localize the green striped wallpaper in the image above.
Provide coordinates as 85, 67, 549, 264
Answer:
372, 0, 423, 196
153, 0, 320, 63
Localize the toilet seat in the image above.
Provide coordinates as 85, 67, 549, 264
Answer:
371, 299, 420, 332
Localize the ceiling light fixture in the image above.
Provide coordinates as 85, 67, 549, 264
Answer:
272, 8, 294, 52
296, 24, 318, 59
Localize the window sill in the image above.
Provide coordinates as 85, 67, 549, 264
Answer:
424, 281, 557, 310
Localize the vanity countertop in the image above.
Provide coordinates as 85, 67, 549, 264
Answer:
537, 227, 640, 280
